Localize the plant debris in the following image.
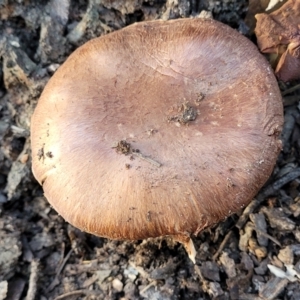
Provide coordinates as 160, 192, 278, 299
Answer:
113, 140, 161, 167
168, 102, 198, 125
113, 140, 131, 155
255, 0, 300, 82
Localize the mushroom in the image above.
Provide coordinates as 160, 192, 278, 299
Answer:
31, 18, 283, 262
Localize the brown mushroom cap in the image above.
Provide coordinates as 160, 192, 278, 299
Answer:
31, 18, 283, 260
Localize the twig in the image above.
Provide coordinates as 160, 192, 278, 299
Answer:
194, 264, 211, 294
283, 95, 300, 106
57, 248, 73, 275
212, 231, 233, 261
236, 168, 300, 231
194, 264, 205, 282
140, 281, 157, 296
254, 227, 281, 247
236, 200, 259, 230
261, 168, 300, 198
132, 152, 162, 167
281, 107, 297, 153
113, 140, 162, 167
25, 259, 40, 300
281, 83, 300, 95
58, 242, 66, 271
47, 248, 73, 291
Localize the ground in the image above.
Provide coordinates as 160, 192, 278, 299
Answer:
0, 0, 300, 299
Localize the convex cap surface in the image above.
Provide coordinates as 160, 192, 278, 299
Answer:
31, 18, 283, 261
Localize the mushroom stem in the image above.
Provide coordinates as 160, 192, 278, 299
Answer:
173, 235, 196, 264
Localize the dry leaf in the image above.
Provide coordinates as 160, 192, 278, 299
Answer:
267, 264, 300, 282
255, 0, 300, 81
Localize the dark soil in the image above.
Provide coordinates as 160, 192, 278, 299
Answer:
1, 1, 300, 300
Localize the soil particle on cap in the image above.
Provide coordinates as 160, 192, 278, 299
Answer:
114, 140, 161, 167
114, 140, 131, 155
129, 207, 137, 210
195, 92, 205, 104
37, 147, 44, 160
147, 129, 157, 136
181, 103, 198, 123
147, 211, 152, 222
168, 102, 198, 125
46, 151, 53, 158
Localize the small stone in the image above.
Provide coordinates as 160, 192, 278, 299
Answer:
112, 278, 123, 292
255, 258, 270, 275
47, 63, 60, 74
200, 261, 220, 281
0, 194, 7, 204
208, 282, 224, 298
278, 246, 294, 265
241, 252, 254, 271
219, 252, 237, 278
19, 153, 29, 164
0, 281, 8, 300
124, 266, 139, 281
